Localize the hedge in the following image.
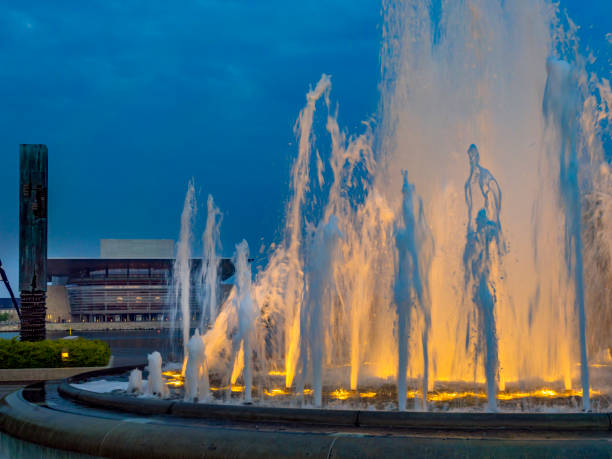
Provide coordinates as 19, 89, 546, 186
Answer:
0, 338, 111, 369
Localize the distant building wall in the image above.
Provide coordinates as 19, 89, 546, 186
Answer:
46, 285, 71, 323
47, 258, 235, 323
100, 239, 174, 259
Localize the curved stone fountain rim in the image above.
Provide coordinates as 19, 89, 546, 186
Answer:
2, 391, 611, 459
60, 367, 612, 432
1, 377, 612, 458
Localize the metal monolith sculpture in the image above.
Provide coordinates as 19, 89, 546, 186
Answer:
19, 144, 48, 341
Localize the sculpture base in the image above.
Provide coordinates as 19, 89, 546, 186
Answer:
19, 290, 46, 341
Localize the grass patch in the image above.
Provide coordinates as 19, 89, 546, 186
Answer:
0, 337, 110, 368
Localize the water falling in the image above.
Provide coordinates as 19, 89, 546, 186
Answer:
173, 181, 195, 372
462, 144, 504, 411
582, 76, 612, 364
231, 240, 256, 402
184, 329, 210, 402
280, 75, 331, 390
127, 369, 143, 395
543, 59, 589, 410
378, 0, 600, 394
297, 215, 343, 406
146, 351, 168, 398
394, 171, 432, 410
199, 195, 222, 329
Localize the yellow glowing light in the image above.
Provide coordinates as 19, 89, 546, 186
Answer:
264, 388, 289, 397
497, 391, 530, 400
207, 385, 246, 393
181, 356, 188, 376
330, 388, 351, 400
163, 370, 184, 388
359, 391, 377, 398
268, 370, 287, 376
162, 370, 182, 378
303, 389, 313, 395
497, 388, 601, 400
230, 343, 245, 384
413, 388, 604, 403
61, 351, 69, 360
427, 391, 486, 402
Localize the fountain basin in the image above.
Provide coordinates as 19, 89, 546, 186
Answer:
1, 367, 612, 458
58, 369, 612, 431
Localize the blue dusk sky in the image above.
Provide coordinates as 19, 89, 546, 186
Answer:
0, 0, 610, 290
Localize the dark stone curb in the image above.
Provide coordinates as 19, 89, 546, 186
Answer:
59, 370, 612, 431
0, 390, 334, 458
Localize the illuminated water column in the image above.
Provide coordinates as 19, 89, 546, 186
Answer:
19, 144, 48, 342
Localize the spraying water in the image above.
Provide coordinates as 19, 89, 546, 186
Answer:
172, 181, 196, 373
280, 76, 331, 390
296, 215, 343, 407
462, 144, 504, 411
232, 240, 256, 402
162, 0, 612, 412
184, 329, 210, 402
377, 0, 605, 398
543, 59, 589, 410
127, 369, 143, 395
199, 195, 222, 329
146, 351, 168, 398
394, 171, 432, 410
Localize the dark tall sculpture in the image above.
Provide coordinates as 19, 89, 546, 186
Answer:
19, 144, 48, 341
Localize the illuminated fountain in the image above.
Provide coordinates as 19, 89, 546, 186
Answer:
163, 0, 611, 412
5, 3, 612, 457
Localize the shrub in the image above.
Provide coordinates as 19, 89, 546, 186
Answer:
0, 338, 111, 368
0, 312, 9, 322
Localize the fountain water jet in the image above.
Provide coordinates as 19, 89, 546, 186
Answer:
184, 329, 210, 402
172, 181, 195, 374
395, 171, 432, 410
296, 215, 343, 407
146, 352, 168, 398
543, 58, 590, 410
230, 240, 256, 402
463, 144, 504, 411
199, 195, 222, 329
127, 369, 143, 395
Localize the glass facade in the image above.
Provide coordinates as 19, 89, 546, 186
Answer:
48, 258, 234, 323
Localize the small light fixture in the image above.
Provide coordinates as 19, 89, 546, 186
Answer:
61, 349, 69, 361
